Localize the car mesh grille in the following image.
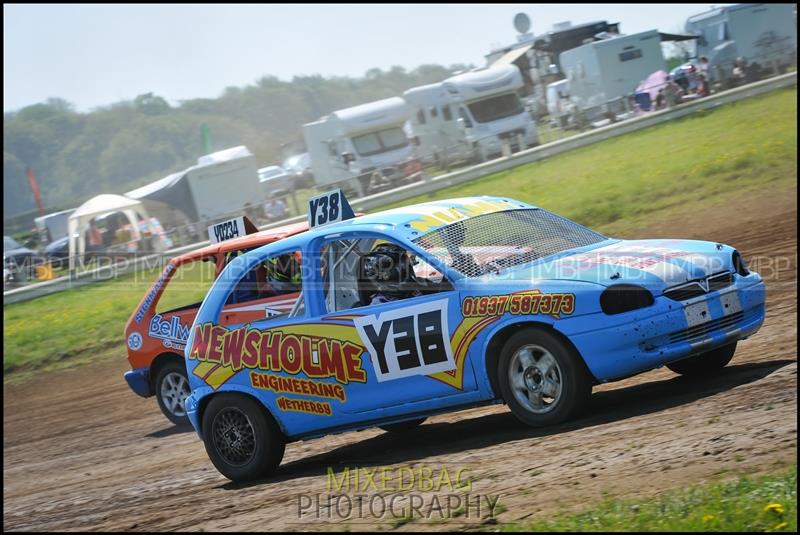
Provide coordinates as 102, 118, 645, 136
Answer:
669, 311, 744, 344
412, 208, 606, 278
663, 272, 734, 301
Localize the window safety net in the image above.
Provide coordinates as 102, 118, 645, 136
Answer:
412, 209, 607, 278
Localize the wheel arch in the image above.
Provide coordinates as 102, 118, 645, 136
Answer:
195, 388, 287, 440
483, 320, 598, 400
148, 351, 185, 393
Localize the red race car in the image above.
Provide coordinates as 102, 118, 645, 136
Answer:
123, 217, 308, 425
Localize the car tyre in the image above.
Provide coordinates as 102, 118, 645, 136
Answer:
498, 328, 591, 427
202, 393, 285, 482
379, 418, 427, 433
666, 342, 737, 376
154, 361, 192, 427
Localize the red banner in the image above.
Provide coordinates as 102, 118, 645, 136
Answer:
26, 167, 45, 216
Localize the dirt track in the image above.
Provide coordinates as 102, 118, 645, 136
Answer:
3, 190, 797, 531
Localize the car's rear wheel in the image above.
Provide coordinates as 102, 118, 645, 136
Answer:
155, 361, 191, 426
379, 418, 426, 433
202, 393, 285, 482
498, 329, 591, 427
666, 342, 737, 376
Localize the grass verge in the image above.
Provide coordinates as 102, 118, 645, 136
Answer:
496, 465, 797, 532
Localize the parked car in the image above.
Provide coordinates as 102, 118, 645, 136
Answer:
123, 219, 309, 426
281, 152, 314, 189
182, 195, 765, 481
258, 165, 294, 195
44, 235, 70, 269
3, 236, 36, 286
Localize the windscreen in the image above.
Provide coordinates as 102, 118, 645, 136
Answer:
467, 92, 524, 123
412, 208, 607, 278
352, 127, 409, 157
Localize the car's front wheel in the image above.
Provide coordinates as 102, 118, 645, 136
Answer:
498, 329, 591, 427
154, 361, 192, 426
667, 342, 737, 376
202, 393, 285, 482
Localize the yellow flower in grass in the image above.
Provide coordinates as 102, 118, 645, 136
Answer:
773, 522, 788, 530
764, 503, 785, 514
702, 514, 715, 522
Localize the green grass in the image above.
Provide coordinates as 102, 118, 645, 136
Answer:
3, 87, 796, 378
3, 260, 215, 377
496, 465, 797, 532
388, 87, 798, 237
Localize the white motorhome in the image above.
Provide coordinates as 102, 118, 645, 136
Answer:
403, 65, 538, 165
302, 97, 422, 197
685, 3, 797, 83
560, 29, 666, 121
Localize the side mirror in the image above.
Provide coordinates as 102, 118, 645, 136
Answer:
341, 152, 355, 165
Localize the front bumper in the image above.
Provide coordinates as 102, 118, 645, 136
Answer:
124, 368, 151, 398
564, 277, 766, 382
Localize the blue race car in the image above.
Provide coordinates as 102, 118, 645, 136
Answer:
184, 194, 765, 481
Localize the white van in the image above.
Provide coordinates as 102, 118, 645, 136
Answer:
302, 97, 422, 196
404, 64, 539, 165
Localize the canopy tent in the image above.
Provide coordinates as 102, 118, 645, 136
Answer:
490, 43, 534, 67
67, 194, 150, 269
125, 170, 197, 223
658, 32, 700, 42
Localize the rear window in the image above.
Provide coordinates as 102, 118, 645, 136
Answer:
156, 259, 217, 314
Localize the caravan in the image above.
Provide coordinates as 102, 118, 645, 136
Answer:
302, 97, 423, 197
560, 30, 666, 122
403, 65, 539, 166
685, 3, 797, 86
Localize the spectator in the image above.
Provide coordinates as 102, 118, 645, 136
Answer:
664, 76, 683, 107
696, 74, 711, 97
654, 89, 667, 110
745, 61, 762, 84
732, 57, 747, 86
686, 64, 700, 93
86, 220, 103, 250
698, 56, 711, 80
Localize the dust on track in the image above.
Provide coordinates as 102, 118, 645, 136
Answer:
3, 190, 796, 532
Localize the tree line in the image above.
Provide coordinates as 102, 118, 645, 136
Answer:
4, 63, 472, 225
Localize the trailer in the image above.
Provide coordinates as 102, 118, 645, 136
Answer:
403, 64, 539, 166
127, 146, 263, 234
302, 97, 422, 197
559, 30, 666, 122
685, 3, 797, 85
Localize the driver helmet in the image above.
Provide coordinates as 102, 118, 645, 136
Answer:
362, 243, 415, 298
266, 252, 301, 287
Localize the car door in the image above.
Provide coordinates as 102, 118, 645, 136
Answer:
315, 234, 481, 415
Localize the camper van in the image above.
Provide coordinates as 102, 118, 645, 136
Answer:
685, 3, 797, 85
403, 65, 539, 165
560, 29, 666, 122
302, 97, 423, 197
